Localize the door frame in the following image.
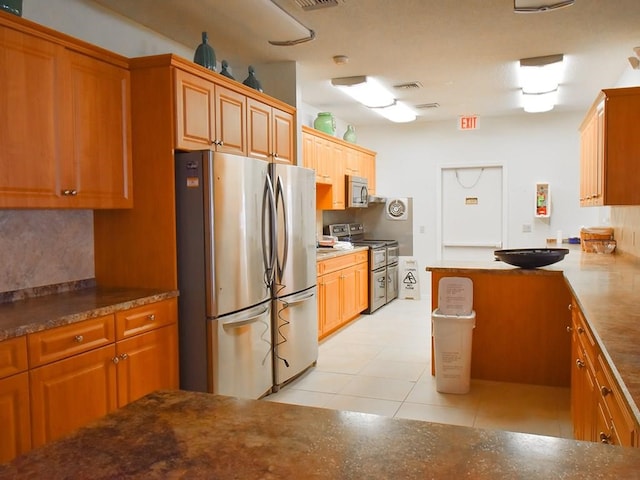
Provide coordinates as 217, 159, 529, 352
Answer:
435, 163, 508, 261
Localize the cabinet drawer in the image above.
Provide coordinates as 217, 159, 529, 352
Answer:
318, 252, 361, 276
572, 302, 596, 363
595, 354, 636, 447
115, 298, 177, 340
28, 315, 115, 368
353, 251, 368, 264
0, 336, 28, 379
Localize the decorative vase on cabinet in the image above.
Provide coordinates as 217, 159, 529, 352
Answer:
314, 112, 336, 135
343, 124, 357, 143
193, 32, 216, 71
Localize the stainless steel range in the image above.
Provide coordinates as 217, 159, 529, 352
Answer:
325, 223, 399, 313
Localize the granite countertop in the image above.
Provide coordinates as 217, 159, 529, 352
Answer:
316, 245, 369, 260
0, 286, 179, 341
427, 246, 640, 424
2, 389, 640, 479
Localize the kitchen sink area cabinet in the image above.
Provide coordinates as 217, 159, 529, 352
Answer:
570, 299, 638, 446
317, 250, 369, 339
0, 296, 178, 460
0, 337, 31, 464
0, 14, 132, 209
579, 86, 640, 206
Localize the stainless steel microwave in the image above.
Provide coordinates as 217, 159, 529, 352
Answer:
346, 175, 369, 208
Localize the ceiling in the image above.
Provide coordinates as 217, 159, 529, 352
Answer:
90, 0, 640, 126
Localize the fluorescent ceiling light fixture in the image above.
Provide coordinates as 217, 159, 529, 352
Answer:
372, 101, 416, 123
514, 0, 574, 13
519, 54, 563, 112
331, 76, 395, 108
331, 75, 416, 122
522, 90, 557, 113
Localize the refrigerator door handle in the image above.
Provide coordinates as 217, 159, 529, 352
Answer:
222, 305, 270, 328
262, 174, 277, 286
275, 175, 289, 280
282, 290, 315, 307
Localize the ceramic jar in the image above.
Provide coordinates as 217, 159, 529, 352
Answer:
193, 32, 216, 71
314, 112, 336, 135
343, 124, 357, 143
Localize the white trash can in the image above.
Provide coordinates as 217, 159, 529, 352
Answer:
432, 309, 476, 394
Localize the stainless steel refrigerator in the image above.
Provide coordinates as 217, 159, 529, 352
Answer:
175, 151, 317, 399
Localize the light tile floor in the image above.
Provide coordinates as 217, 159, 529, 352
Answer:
265, 296, 573, 439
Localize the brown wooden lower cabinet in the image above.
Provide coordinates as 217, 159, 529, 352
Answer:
0, 298, 179, 462
317, 251, 369, 339
0, 372, 31, 463
570, 299, 638, 447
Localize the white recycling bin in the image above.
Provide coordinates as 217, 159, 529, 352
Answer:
432, 309, 476, 394
432, 277, 475, 394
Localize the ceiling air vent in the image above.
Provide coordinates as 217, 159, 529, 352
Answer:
394, 81, 423, 90
295, 0, 341, 11
415, 103, 440, 110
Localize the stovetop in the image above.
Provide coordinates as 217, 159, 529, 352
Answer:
325, 223, 398, 249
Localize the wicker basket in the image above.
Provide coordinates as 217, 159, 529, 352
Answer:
580, 227, 614, 252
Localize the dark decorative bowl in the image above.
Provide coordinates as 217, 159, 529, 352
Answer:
494, 248, 569, 269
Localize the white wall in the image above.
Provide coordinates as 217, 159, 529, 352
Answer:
353, 113, 604, 291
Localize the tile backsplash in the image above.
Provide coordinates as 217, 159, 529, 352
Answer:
0, 210, 95, 293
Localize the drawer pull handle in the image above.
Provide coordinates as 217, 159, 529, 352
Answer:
599, 431, 612, 444
146, 314, 156, 321
74, 335, 84, 343
601, 386, 612, 397
575, 359, 585, 369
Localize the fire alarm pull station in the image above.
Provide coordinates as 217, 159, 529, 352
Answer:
535, 183, 550, 218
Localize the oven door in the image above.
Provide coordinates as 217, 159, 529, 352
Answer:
367, 267, 387, 313
386, 262, 399, 302
370, 247, 387, 270
386, 245, 399, 266
346, 175, 369, 208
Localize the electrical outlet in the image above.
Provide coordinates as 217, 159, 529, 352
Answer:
419, 225, 425, 234
522, 224, 532, 233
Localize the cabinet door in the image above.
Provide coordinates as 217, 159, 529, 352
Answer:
272, 107, 294, 164
0, 27, 65, 208
65, 50, 133, 208
0, 372, 31, 463
355, 262, 369, 313
315, 137, 333, 184
302, 132, 317, 172
359, 151, 376, 195
341, 265, 359, 322
215, 84, 246, 155
115, 298, 177, 340
174, 68, 216, 150
247, 98, 271, 162
330, 143, 345, 209
30, 344, 117, 448
116, 323, 178, 407
319, 271, 342, 335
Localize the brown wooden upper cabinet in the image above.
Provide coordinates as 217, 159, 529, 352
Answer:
174, 68, 246, 155
0, 15, 132, 209
247, 98, 295, 164
579, 87, 640, 206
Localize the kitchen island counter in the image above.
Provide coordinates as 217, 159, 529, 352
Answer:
2, 389, 640, 479
427, 247, 640, 426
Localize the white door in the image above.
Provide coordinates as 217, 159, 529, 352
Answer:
438, 165, 505, 261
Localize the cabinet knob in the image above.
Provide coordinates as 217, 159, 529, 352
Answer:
575, 359, 585, 369
112, 356, 120, 364
577, 326, 584, 334
74, 335, 84, 343
600, 386, 612, 397
146, 314, 156, 322
599, 431, 612, 444
62, 189, 78, 196
568, 304, 573, 311
566, 326, 573, 333
119, 353, 129, 361
273, 152, 279, 159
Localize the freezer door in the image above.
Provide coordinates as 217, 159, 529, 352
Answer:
273, 287, 318, 387
206, 152, 272, 317
270, 163, 317, 297
209, 301, 273, 399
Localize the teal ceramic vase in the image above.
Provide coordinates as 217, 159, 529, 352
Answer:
243, 66, 263, 92
194, 32, 216, 71
343, 124, 357, 143
314, 112, 336, 135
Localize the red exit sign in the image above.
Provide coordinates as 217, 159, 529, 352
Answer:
458, 115, 479, 130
